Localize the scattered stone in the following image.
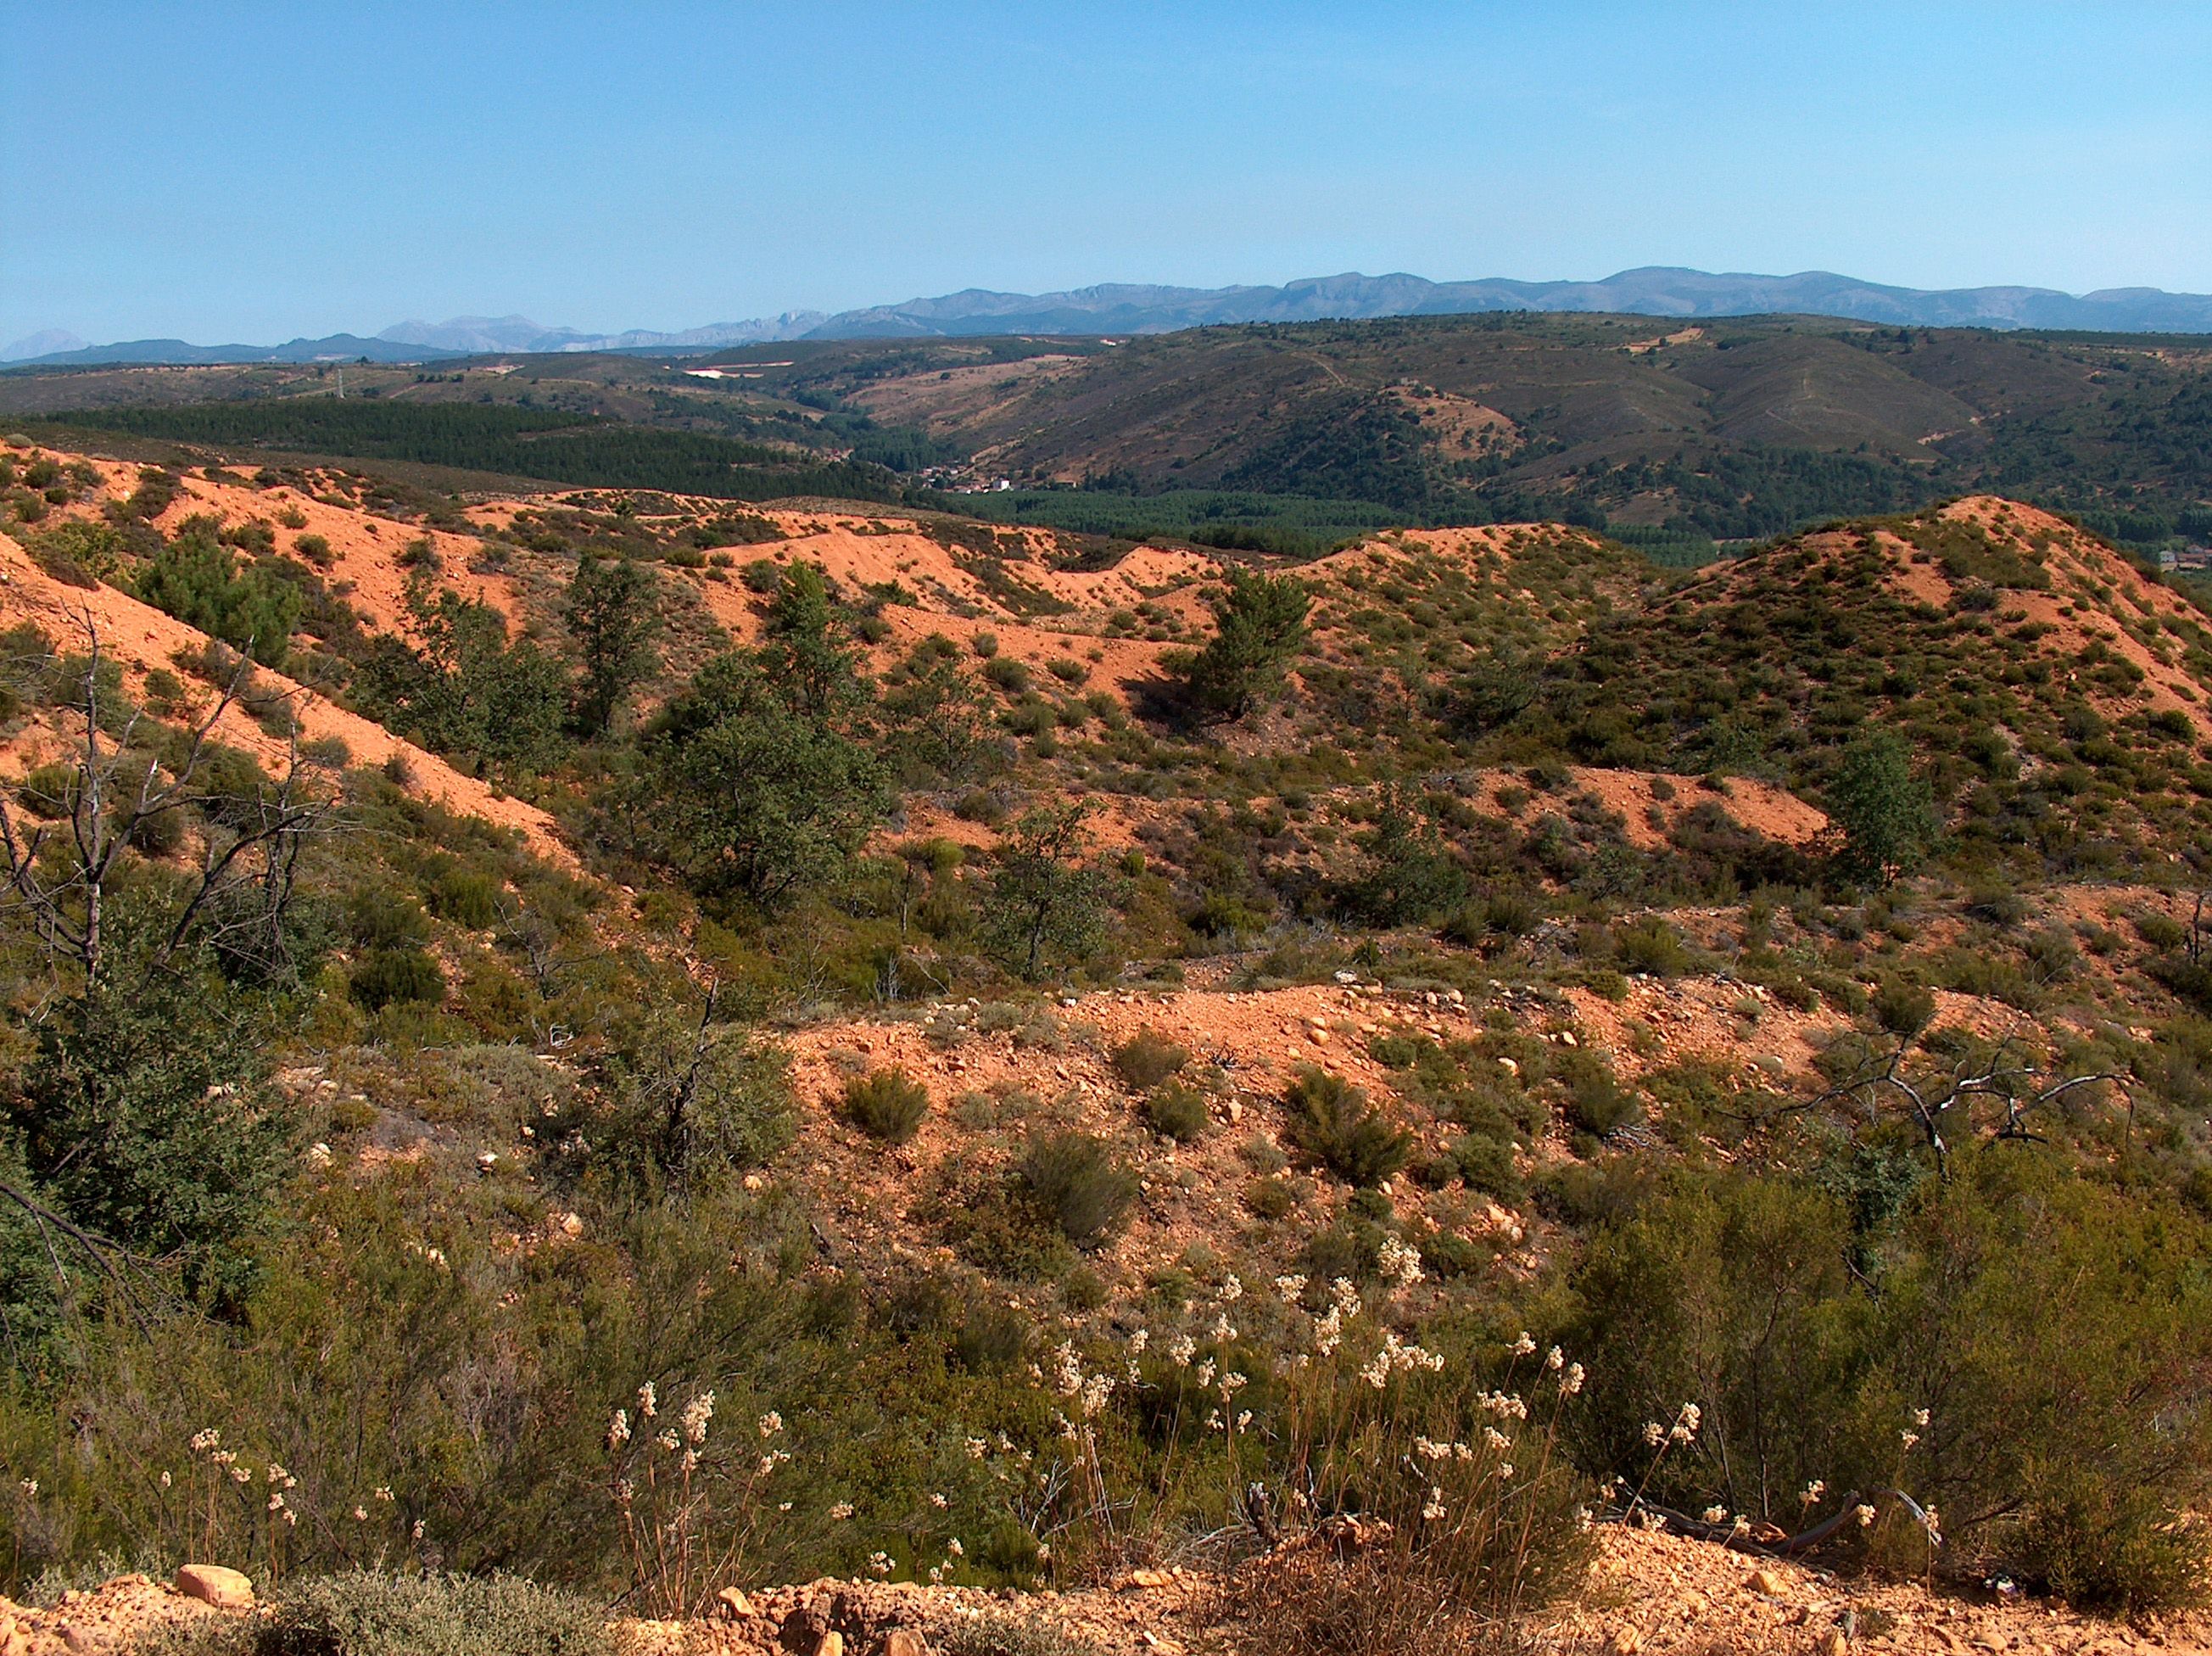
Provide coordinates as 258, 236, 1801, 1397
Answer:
1307, 1027, 1328, 1045
878, 1631, 929, 1656
173, 1565, 253, 1610
1607, 1628, 1643, 1655
1746, 1567, 1787, 1597
715, 1587, 756, 1619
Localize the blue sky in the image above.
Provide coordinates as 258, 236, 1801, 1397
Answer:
3, 1, 2209, 344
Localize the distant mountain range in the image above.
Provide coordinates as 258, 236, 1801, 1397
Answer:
11, 266, 2212, 366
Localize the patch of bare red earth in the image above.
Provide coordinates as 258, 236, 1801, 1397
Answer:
0, 493, 567, 865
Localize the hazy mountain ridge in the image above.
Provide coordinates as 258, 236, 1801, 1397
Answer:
13, 266, 2212, 367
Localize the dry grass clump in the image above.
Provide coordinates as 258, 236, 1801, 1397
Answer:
937, 1613, 1110, 1656
1216, 1550, 1527, 1656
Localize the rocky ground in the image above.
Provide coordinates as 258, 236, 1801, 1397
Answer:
17, 1530, 2209, 1655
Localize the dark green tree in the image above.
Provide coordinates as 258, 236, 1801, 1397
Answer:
360, 579, 568, 775
600, 984, 796, 1187
880, 651, 993, 785
7, 926, 292, 1295
1178, 569, 1311, 722
1827, 732, 1941, 884
984, 803, 1109, 981
564, 554, 661, 736
762, 562, 864, 720
132, 518, 300, 666
642, 652, 891, 907
1347, 785, 1467, 923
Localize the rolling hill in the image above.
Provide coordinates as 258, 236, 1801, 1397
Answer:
9, 312, 2212, 559
4, 420, 2212, 1642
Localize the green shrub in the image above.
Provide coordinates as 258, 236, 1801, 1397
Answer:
2137, 911, 2188, 952
1017, 1129, 1137, 1250
1450, 1133, 1524, 1201
1445, 891, 1541, 946
841, 1066, 930, 1143
2011, 1467, 2207, 1613
18, 762, 78, 819
1109, 1027, 1189, 1091
1142, 1080, 1209, 1143
1966, 883, 2028, 928
348, 890, 432, 950
1871, 976, 1936, 1037
1564, 1069, 1639, 1138
1245, 1175, 1295, 1219
139, 665, 187, 718
1285, 1067, 1412, 1188
1612, 916, 1690, 976
1565, 1160, 2212, 1608
983, 657, 1031, 693
427, 868, 501, 929
260, 1569, 616, 1656
127, 800, 187, 857
349, 947, 447, 1011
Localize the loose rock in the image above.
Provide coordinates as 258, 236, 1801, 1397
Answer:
173, 1565, 254, 1610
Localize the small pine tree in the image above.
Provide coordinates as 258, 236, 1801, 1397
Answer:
1179, 569, 1310, 722
1827, 733, 1940, 884
984, 804, 1109, 982
565, 553, 660, 736
762, 562, 863, 719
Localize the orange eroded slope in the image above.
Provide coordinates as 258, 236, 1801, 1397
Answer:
0, 533, 567, 862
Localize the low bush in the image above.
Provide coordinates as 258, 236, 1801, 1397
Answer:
263, 1569, 616, 1656
1142, 1079, 1209, 1143
841, 1067, 930, 1144
1017, 1130, 1137, 1250
1565, 1158, 2212, 1611
1109, 1027, 1189, 1091
349, 948, 447, 1011
1871, 976, 1936, 1037
1284, 1067, 1412, 1188
1563, 1068, 1639, 1138
1612, 916, 1690, 976
1450, 1132, 1524, 1201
